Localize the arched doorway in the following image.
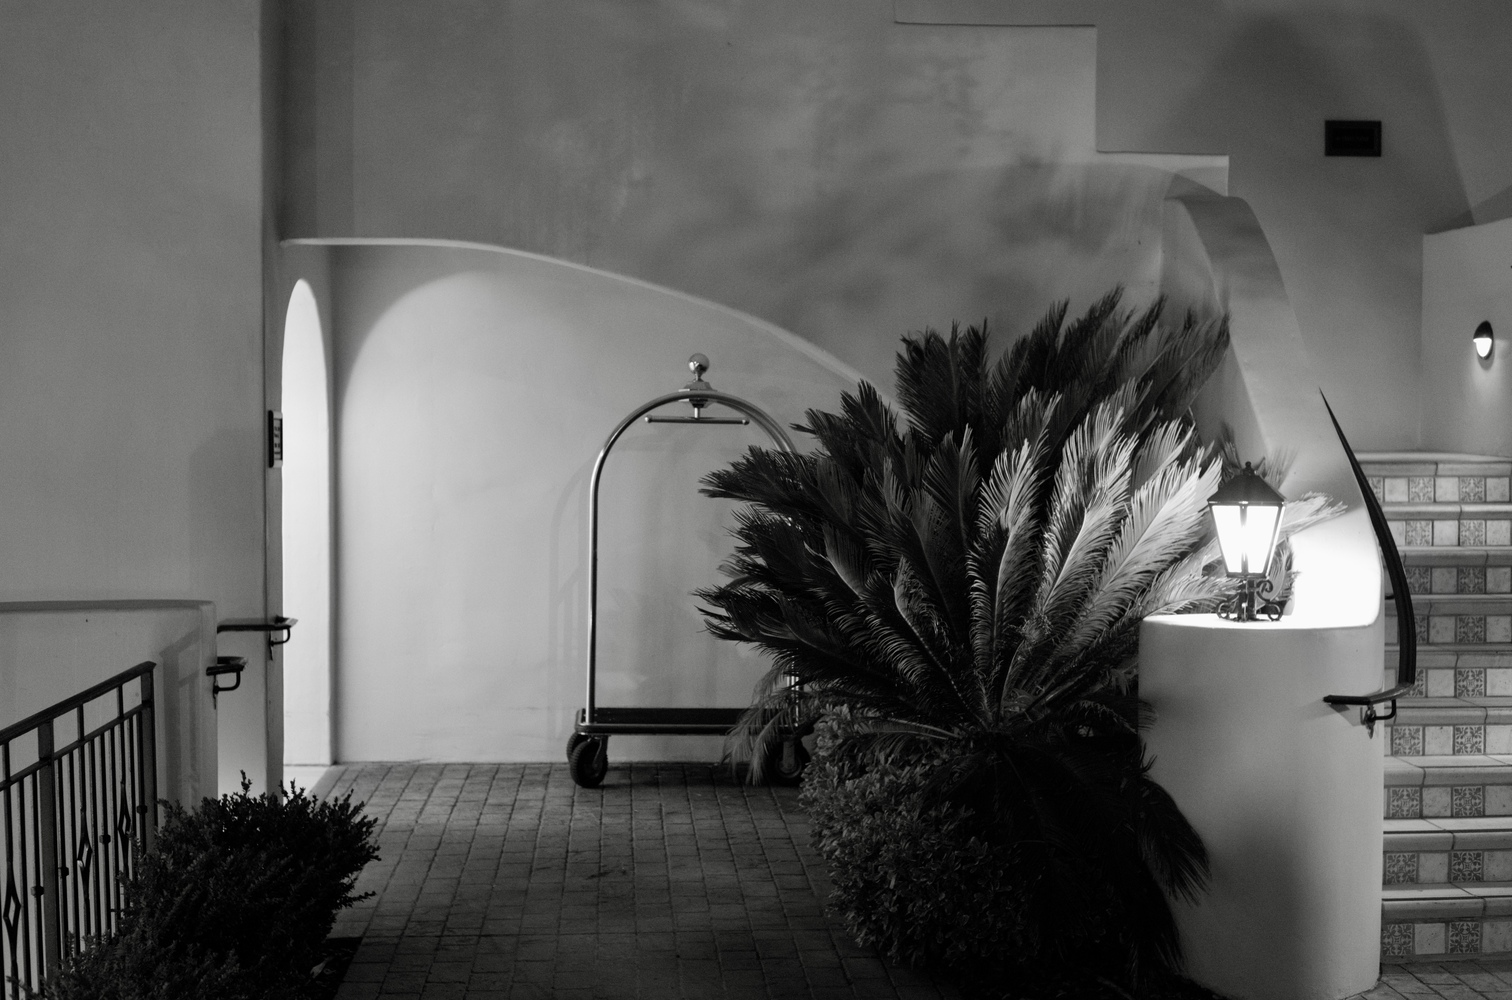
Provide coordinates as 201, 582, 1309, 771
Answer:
280, 280, 333, 770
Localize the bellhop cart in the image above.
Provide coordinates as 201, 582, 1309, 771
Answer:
567, 354, 804, 788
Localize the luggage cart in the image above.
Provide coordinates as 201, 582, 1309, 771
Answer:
567, 354, 806, 787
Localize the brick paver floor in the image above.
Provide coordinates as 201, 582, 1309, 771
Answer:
310, 762, 1512, 1000
317, 762, 958, 999
1364, 963, 1512, 999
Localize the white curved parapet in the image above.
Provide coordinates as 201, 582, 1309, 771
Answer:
1144, 194, 1385, 1000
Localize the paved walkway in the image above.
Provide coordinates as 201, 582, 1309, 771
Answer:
1371, 964, 1512, 999
317, 762, 956, 999
310, 762, 1512, 1000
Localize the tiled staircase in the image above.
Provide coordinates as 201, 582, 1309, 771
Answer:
1363, 453, 1512, 962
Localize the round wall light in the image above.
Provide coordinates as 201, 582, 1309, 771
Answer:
1475, 321, 1494, 360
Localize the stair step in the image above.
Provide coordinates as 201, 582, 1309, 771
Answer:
1358, 452, 1510, 467
1389, 595, 1512, 612
1368, 475, 1510, 505
1385, 704, 1512, 756
1395, 556, 1512, 599
1384, 503, 1512, 517
1385, 819, 1512, 881
1385, 755, 1512, 819
1359, 453, 1511, 510
1388, 643, 1512, 655
1382, 652, 1512, 702
1391, 544, 1512, 562
1386, 612, 1512, 645
1399, 547, 1512, 564
1388, 516, 1512, 548
1387, 816, 1512, 848
1381, 883, 1512, 961
1367, 452, 1512, 961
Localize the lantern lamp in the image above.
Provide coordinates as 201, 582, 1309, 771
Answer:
1474, 321, 1494, 360
1209, 462, 1287, 622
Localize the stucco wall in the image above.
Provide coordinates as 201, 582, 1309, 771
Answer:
281, 4, 1225, 398
0, 2, 270, 791
281, 0, 1512, 452
1422, 217, 1512, 460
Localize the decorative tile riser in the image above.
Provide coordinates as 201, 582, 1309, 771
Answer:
1370, 476, 1512, 505
1387, 726, 1512, 756
1384, 648, 1512, 688
1383, 851, 1510, 885
1401, 566, 1512, 595
1380, 668, 1512, 699
1386, 613, 1512, 644
1389, 518, 1512, 548
1381, 919, 1509, 961
1386, 785, 1507, 819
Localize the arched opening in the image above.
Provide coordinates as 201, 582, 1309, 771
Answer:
281, 279, 333, 772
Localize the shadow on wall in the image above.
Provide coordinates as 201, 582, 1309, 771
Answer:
620, 161, 1198, 386
285, 11, 1222, 392
318, 241, 865, 762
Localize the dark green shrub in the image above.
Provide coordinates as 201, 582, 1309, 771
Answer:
40, 935, 255, 1000
801, 712, 1025, 968
130, 777, 379, 995
43, 777, 378, 999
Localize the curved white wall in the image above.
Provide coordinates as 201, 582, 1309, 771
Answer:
315, 240, 864, 762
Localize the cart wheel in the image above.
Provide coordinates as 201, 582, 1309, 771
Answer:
764, 737, 810, 786
566, 732, 588, 762
569, 737, 608, 788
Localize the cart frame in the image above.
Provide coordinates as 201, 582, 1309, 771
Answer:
569, 358, 800, 786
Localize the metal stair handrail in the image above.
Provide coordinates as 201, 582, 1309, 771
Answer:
1319, 394, 1416, 734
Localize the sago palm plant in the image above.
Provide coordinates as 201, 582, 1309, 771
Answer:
695, 290, 1326, 986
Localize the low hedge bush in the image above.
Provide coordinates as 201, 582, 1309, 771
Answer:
43, 777, 379, 1000
802, 711, 1217, 994
801, 714, 1026, 969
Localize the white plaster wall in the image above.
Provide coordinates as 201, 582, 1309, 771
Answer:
0, 4, 270, 790
901, 0, 1512, 451
282, 0, 1512, 452
280, 281, 334, 765
1421, 217, 1512, 459
283, 7, 1221, 392
0, 602, 219, 807
319, 240, 865, 761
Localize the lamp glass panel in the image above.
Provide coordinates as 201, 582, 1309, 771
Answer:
1476, 335, 1493, 359
1212, 505, 1245, 574
1213, 503, 1282, 576
1240, 503, 1282, 575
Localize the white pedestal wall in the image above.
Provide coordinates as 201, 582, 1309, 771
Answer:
1142, 613, 1384, 1000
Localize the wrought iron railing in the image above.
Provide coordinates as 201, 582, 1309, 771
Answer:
1320, 395, 1416, 735
1, 661, 157, 998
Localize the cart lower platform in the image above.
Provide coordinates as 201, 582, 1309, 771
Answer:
566, 707, 806, 787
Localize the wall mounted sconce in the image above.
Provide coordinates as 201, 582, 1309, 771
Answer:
1209, 462, 1287, 622
1475, 321, 1494, 360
